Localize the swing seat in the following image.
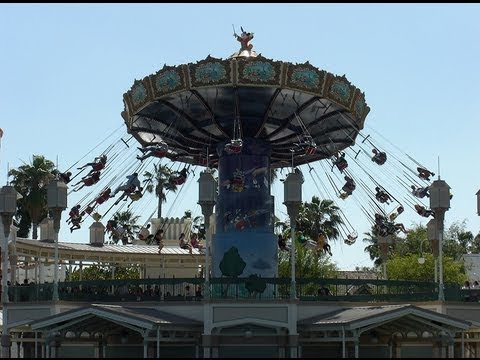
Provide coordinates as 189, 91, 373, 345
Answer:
305, 146, 317, 155
225, 143, 242, 154
372, 152, 386, 164
344, 238, 355, 245
172, 177, 186, 186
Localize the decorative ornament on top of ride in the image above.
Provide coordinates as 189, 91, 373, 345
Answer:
230, 26, 257, 59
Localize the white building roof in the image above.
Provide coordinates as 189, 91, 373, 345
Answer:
14, 238, 202, 265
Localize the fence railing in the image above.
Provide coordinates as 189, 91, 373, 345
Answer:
4, 277, 470, 303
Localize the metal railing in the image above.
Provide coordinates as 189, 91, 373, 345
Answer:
5, 277, 464, 303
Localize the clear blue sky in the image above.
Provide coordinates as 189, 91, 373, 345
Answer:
1, 4, 480, 271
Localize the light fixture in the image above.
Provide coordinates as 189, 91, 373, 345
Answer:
89, 221, 105, 247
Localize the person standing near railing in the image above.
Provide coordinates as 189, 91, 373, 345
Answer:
317, 285, 331, 296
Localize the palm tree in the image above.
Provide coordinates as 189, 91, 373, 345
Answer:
112, 210, 141, 245
8, 155, 56, 239
295, 196, 344, 242
142, 163, 178, 219
362, 230, 382, 267
363, 226, 403, 267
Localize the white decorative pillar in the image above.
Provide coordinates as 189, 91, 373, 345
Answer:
9, 255, 17, 285
39, 261, 45, 284
34, 258, 38, 284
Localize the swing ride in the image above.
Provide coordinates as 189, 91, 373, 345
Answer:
120, 27, 369, 279
59, 28, 440, 279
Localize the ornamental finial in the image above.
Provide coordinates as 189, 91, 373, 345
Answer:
230, 25, 257, 59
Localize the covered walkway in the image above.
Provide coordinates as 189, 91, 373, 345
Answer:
298, 304, 471, 358
26, 304, 202, 358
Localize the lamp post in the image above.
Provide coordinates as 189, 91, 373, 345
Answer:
0, 185, 21, 358
429, 178, 451, 301
198, 170, 217, 300
427, 219, 438, 282
476, 190, 480, 216
47, 179, 67, 301
377, 235, 391, 279
283, 170, 304, 300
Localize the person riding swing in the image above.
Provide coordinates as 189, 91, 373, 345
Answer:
371, 148, 387, 165
411, 185, 430, 198
72, 171, 101, 192
169, 167, 189, 186
417, 167, 435, 181
339, 175, 356, 199
77, 154, 107, 176
137, 142, 168, 162
332, 152, 348, 173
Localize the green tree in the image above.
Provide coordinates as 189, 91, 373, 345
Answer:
362, 230, 382, 267
363, 224, 417, 267
143, 163, 178, 219
9, 155, 57, 239
296, 196, 344, 242
68, 263, 140, 281
395, 221, 475, 260
278, 241, 338, 295
278, 243, 338, 279
386, 253, 467, 285
470, 233, 480, 254
397, 225, 430, 255
111, 210, 141, 245
443, 220, 475, 259
365, 221, 473, 283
